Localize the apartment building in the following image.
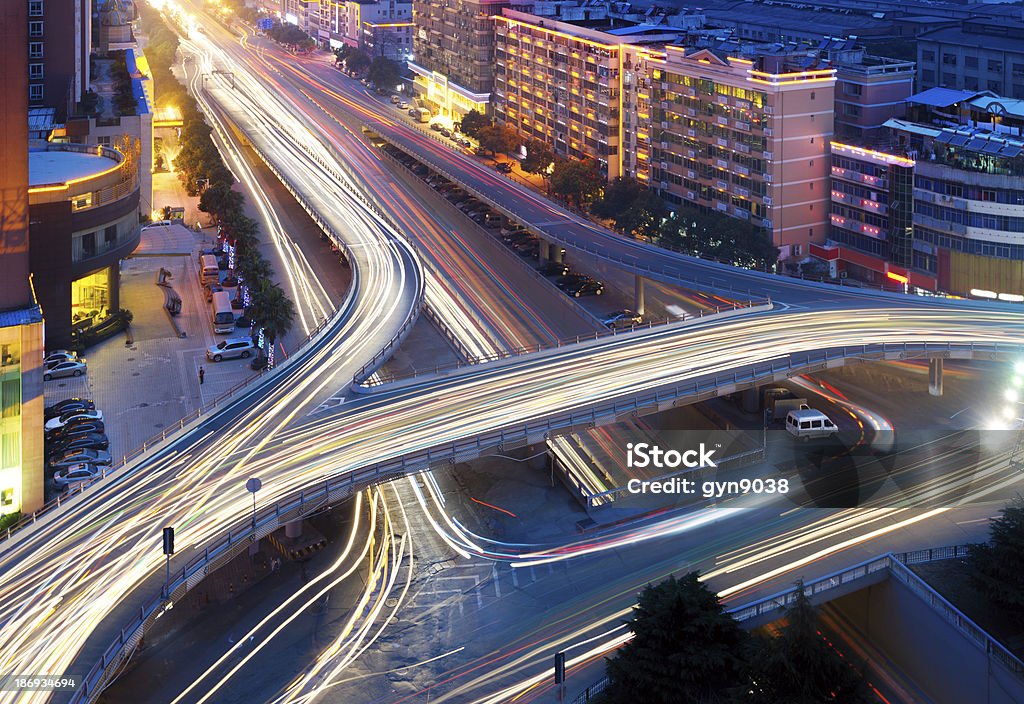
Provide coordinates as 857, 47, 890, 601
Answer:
27, 0, 92, 121
493, 10, 682, 180
650, 50, 835, 257
322, 0, 413, 59
813, 143, 932, 289
411, 0, 523, 118
917, 18, 1024, 100
833, 55, 916, 143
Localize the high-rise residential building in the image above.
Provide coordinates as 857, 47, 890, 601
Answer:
411, 0, 524, 119
322, 0, 414, 61
2, 2, 46, 517
650, 50, 835, 257
813, 143, 933, 289
493, 10, 683, 180
832, 55, 916, 144
917, 18, 1024, 100
28, 0, 92, 122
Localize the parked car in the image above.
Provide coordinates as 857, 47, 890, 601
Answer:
457, 137, 472, 147
43, 359, 88, 382
430, 122, 442, 131
556, 273, 589, 289
45, 398, 95, 419
538, 262, 571, 277
45, 409, 103, 432
503, 230, 534, 244
207, 337, 256, 362
49, 448, 112, 469
439, 127, 452, 138
601, 310, 643, 329
474, 147, 488, 156
44, 350, 78, 368
408, 108, 419, 117
494, 161, 513, 173
512, 236, 539, 253
46, 420, 106, 442
47, 433, 109, 459
390, 94, 401, 104
399, 100, 409, 109
53, 463, 103, 487
565, 279, 605, 297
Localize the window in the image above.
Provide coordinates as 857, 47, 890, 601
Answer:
29, 42, 43, 58
28, 0, 43, 16
965, 56, 978, 69
922, 69, 936, 83
988, 59, 1003, 73
82, 232, 96, 257
988, 80, 1002, 91
28, 21, 43, 37
965, 76, 978, 91
922, 49, 936, 62
810, 91, 815, 100
942, 53, 957, 66
942, 72, 957, 85
29, 84, 43, 101
96, 135, 110, 146
808, 228, 814, 238
792, 244, 802, 256
104, 225, 117, 245
843, 82, 862, 96
29, 63, 43, 80
845, 103, 862, 117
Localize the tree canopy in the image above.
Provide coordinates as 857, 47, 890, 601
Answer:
367, 57, 402, 91
520, 139, 555, 178
971, 495, 1024, 628
600, 573, 749, 704
550, 158, 603, 208
657, 205, 778, 269
478, 124, 522, 157
345, 49, 372, 76
747, 582, 872, 704
459, 110, 490, 139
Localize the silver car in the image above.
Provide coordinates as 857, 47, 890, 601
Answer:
53, 463, 103, 487
206, 337, 256, 362
49, 448, 112, 469
43, 359, 87, 381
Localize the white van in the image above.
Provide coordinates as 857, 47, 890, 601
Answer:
200, 254, 220, 286
785, 409, 838, 440
211, 290, 235, 334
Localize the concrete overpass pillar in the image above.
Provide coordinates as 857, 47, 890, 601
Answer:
550, 245, 563, 264
285, 520, 303, 539
539, 239, 550, 262
742, 387, 759, 413
634, 274, 646, 316
929, 357, 943, 396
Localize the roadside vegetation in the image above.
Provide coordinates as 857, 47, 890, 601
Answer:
139, 4, 295, 361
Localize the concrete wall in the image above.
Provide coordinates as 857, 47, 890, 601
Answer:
834, 578, 1024, 704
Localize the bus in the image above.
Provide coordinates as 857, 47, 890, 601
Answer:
211, 290, 235, 334
200, 254, 220, 286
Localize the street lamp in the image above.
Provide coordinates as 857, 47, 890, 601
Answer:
245, 477, 262, 538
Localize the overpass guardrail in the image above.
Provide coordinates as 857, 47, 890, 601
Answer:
72, 339, 1023, 700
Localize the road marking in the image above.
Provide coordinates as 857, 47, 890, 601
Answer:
492, 565, 501, 598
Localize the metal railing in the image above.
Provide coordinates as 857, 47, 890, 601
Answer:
359, 301, 772, 387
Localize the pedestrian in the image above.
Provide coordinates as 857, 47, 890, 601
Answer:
199, 366, 205, 385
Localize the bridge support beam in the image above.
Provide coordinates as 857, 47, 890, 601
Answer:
285, 520, 303, 539
929, 357, 943, 396
742, 387, 759, 413
539, 239, 550, 262
635, 274, 646, 316
550, 243, 563, 264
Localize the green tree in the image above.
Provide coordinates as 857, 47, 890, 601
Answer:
346, 49, 372, 76
748, 581, 872, 704
971, 495, 1024, 627
591, 177, 645, 220
238, 249, 273, 284
550, 157, 603, 208
600, 573, 748, 704
459, 109, 490, 139
520, 139, 555, 179
478, 124, 522, 157
367, 57, 401, 91
199, 183, 244, 223
222, 214, 260, 253
333, 45, 350, 65
616, 190, 668, 240
249, 280, 296, 346
658, 206, 777, 269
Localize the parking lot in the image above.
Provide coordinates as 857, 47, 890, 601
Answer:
42, 227, 258, 499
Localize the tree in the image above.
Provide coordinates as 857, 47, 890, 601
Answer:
367, 57, 401, 91
591, 177, 645, 220
238, 249, 273, 284
199, 183, 244, 222
249, 280, 296, 346
971, 495, 1024, 627
222, 214, 260, 253
333, 45, 350, 65
747, 581, 872, 704
478, 124, 522, 157
459, 109, 490, 139
520, 139, 554, 179
600, 573, 748, 704
616, 190, 668, 240
345, 49, 371, 76
657, 206, 778, 270
549, 158, 603, 208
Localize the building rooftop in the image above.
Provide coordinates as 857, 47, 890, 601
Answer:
28, 147, 120, 188
918, 21, 1024, 52
0, 305, 44, 328
907, 87, 984, 108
